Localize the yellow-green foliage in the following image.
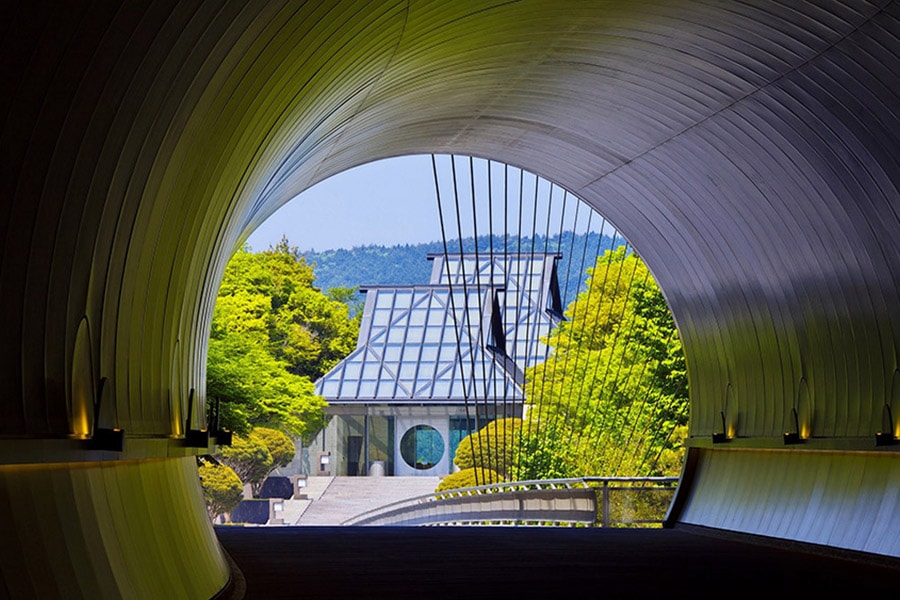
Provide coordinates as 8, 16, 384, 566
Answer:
436, 468, 503, 492
216, 426, 298, 497
452, 418, 523, 478
252, 427, 295, 469
523, 248, 688, 478
216, 431, 273, 494
198, 460, 244, 520
208, 239, 359, 439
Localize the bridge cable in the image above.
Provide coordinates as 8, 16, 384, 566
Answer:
432, 154, 478, 485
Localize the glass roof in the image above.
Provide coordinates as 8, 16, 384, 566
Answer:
316, 253, 562, 404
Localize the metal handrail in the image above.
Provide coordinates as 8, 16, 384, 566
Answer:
342, 476, 678, 526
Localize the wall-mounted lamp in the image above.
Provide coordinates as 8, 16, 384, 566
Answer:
184, 389, 209, 448
89, 377, 125, 452
209, 398, 233, 446
875, 405, 897, 446
712, 410, 731, 443
783, 406, 803, 445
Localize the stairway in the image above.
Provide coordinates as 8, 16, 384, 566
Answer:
290, 476, 441, 525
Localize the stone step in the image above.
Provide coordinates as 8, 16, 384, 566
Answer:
294, 476, 441, 526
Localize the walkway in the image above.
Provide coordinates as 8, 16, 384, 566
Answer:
216, 525, 900, 599
273, 476, 441, 525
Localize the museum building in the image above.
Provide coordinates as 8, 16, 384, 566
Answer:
306, 251, 564, 477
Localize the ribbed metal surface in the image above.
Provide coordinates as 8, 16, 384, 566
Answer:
680, 448, 900, 556
0, 0, 899, 587
1, 0, 896, 442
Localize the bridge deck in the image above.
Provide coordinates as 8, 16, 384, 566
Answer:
216, 526, 899, 598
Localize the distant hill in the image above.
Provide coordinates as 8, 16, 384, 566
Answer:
302, 232, 621, 308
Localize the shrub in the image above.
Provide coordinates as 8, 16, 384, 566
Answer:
452, 418, 522, 478
436, 467, 503, 493
198, 459, 244, 521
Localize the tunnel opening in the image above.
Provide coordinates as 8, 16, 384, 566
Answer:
203, 154, 688, 527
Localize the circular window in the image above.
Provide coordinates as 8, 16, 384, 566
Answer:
400, 425, 445, 470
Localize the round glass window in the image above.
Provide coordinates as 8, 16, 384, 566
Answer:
400, 425, 445, 470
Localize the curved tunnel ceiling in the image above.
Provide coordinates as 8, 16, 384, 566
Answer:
3, 0, 896, 441
1, 0, 899, 584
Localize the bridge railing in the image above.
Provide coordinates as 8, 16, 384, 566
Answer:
342, 476, 679, 527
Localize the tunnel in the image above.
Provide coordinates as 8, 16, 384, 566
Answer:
1, 1, 898, 597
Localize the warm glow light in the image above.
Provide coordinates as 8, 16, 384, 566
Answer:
73, 390, 91, 436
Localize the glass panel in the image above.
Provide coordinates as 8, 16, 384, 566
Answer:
449, 416, 478, 465
340, 380, 359, 396
432, 380, 451, 396
394, 290, 413, 306
367, 416, 394, 475
399, 362, 417, 379
361, 363, 381, 378
376, 380, 395, 397
387, 328, 406, 343
405, 326, 424, 344
409, 308, 427, 326
321, 381, 339, 396
419, 344, 438, 361
383, 344, 402, 362
358, 380, 377, 396
399, 425, 445, 470
375, 293, 394, 308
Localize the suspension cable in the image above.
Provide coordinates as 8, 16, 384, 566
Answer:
432, 154, 479, 485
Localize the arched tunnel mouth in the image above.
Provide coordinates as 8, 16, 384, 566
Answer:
205, 154, 690, 527
2, 2, 900, 596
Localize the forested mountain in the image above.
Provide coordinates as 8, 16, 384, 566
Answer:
302, 232, 622, 307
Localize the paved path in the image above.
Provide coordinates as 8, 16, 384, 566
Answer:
293, 476, 440, 525
216, 525, 900, 599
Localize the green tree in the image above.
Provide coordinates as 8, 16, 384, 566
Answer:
515, 422, 578, 481
326, 285, 365, 319
198, 459, 244, 521
207, 237, 358, 438
216, 432, 273, 497
253, 427, 296, 471
524, 248, 688, 478
206, 330, 325, 439
216, 427, 298, 497
452, 418, 522, 479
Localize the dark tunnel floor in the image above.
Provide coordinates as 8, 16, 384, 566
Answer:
215, 525, 899, 598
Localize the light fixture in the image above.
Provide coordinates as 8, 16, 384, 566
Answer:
184, 389, 209, 448
783, 407, 802, 445
712, 410, 730, 443
875, 405, 897, 446
88, 377, 125, 452
209, 398, 233, 446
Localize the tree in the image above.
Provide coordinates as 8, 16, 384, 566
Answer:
216, 427, 298, 497
198, 458, 244, 521
523, 247, 688, 478
207, 238, 359, 439
216, 432, 273, 497
206, 330, 326, 439
253, 427, 296, 471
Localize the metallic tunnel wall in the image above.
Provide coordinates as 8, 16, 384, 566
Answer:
0, 0, 898, 596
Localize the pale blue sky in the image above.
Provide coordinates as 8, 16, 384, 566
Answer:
246, 155, 609, 253
246, 155, 441, 253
